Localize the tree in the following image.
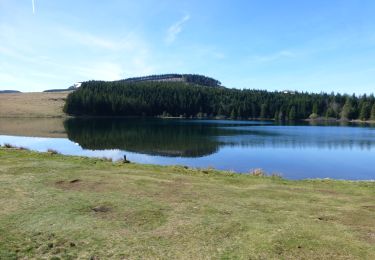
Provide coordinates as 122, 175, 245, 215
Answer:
359, 102, 371, 121
289, 106, 296, 121
260, 104, 267, 119
371, 104, 375, 121
312, 103, 319, 115
340, 98, 353, 120
230, 109, 237, 119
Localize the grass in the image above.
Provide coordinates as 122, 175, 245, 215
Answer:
0, 92, 69, 118
0, 148, 374, 259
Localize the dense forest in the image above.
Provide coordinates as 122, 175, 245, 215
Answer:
121, 74, 222, 87
64, 74, 375, 121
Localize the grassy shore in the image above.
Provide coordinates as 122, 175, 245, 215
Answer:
0, 92, 69, 118
0, 148, 374, 259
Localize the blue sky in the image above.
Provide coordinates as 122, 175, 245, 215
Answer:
0, 0, 374, 94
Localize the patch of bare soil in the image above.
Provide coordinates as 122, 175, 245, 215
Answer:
54, 179, 107, 192
361, 205, 375, 211
92, 206, 112, 213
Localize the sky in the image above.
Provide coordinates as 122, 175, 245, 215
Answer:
0, 0, 374, 94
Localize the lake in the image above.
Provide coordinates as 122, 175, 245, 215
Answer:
1, 117, 374, 180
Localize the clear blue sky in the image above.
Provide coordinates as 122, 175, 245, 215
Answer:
0, 0, 374, 94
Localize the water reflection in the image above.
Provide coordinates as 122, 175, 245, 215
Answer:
63, 118, 375, 158
1, 118, 375, 180
63, 118, 245, 157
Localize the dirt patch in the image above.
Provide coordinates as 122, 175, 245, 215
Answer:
54, 179, 107, 192
92, 206, 112, 213
317, 215, 335, 221
361, 205, 375, 211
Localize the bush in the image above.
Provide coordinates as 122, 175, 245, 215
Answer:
309, 113, 319, 119
47, 149, 59, 155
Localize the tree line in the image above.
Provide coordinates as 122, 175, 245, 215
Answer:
64, 78, 375, 121
120, 74, 221, 87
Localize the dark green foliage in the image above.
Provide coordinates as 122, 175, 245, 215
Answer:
63, 118, 225, 157
359, 102, 371, 121
340, 98, 354, 120
64, 77, 374, 121
371, 104, 375, 121
121, 74, 221, 87
288, 107, 296, 121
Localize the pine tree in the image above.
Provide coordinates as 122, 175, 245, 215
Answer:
359, 102, 371, 121
230, 109, 236, 119
312, 103, 318, 115
340, 98, 353, 120
274, 110, 279, 121
260, 104, 267, 119
289, 106, 296, 121
371, 104, 375, 121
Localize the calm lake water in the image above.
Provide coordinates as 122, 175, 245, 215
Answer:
1, 118, 375, 180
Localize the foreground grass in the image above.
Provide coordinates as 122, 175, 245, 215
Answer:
0, 148, 374, 259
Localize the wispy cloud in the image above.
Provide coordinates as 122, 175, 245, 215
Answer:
31, 0, 35, 14
254, 50, 296, 63
59, 28, 120, 50
165, 14, 190, 44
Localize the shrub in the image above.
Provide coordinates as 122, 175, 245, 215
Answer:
249, 168, 266, 176
47, 149, 59, 155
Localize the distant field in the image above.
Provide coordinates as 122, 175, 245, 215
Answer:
0, 92, 69, 118
0, 148, 374, 259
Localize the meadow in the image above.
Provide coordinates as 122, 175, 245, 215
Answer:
0, 147, 374, 259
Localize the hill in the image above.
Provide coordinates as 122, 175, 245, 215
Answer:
121, 74, 221, 87
0, 90, 21, 94
63, 76, 375, 121
0, 92, 69, 118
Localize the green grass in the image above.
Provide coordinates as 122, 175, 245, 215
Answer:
0, 148, 374, 259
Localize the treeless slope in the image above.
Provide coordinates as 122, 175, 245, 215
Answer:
0, 92, 69, 118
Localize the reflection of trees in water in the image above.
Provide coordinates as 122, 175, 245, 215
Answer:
218, 128, 375, 150
64, 118, 375, 157
64, 118, 224, 157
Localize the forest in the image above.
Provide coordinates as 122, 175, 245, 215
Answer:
64, 75, 375, 121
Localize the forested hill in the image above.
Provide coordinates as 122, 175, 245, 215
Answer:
120, 74, 221, 87
0, 90, 21, 94
64, 76, 375, 121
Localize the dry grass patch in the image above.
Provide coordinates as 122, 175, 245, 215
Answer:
0, 92, 69, 118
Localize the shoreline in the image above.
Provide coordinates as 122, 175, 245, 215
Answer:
1, 146, 374, 182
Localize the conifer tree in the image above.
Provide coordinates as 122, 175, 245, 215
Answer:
371, 104, 375, 121
289, 106, 296, 121
359, 102, 371, 121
